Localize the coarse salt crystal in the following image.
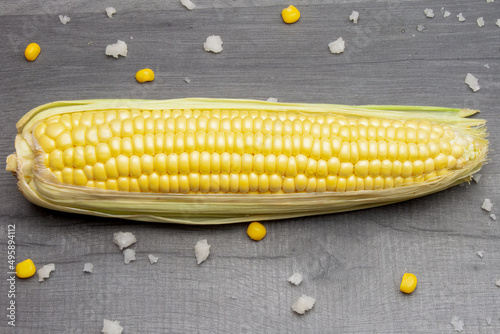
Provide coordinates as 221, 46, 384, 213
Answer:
184, 77, 191, 83
444, 11, 451, 18
287, 273, 303, 286
477, 17, 485, 27
349, 11, 359, 24
181, 0, 196, 10
487, 0, 494, 3
102, 319, 123, 334
451, 316, 464, 332
148, 254, 159, 264
424, 9, 434, 18
472, 174, 482, 183
83, 262, 94, 273
416, 25, 426, 32
266, 97, 278, 103
37, 263, 55, 282
457, 13, 465, 22
496, 278, 500, 287
496, 19, 500, 27
195, 239, 211, 264
476, 251, 485, 258
328, 37, 345, 54
105, 7, 116, 18
203, 35, 223, 53
482, 198, 493, 212
59, 15, 71, 24
105, 40, 128, 58
113, 232, 137, 250
465, 73, 480, 92
123, 249, 136, 264
292, 294, 315, 314
490, 213, 496, 221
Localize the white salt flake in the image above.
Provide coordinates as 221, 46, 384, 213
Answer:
105, 40, 128, 58
416, 25, 426, 32
83, 262, 94, 273
482, 198, 493, 212
113, 231, 137, 250
203, 35, 223, 53
349, 11, 359, 24
465, 73, 480, 92
292, 294, 315, 315
184, 77, 191, 83
484, 64, 490, 69
477, 17, 485, 27
486, 317, 492, 325
148, 254, 159, 264
58, 15, 71, 25
328, 37, 345, 54
123, 249, 136, 264
287, 273, 303, 286
476, 250, 485, 258
105, 7, 117, 18
195, 239, 211, 264
451, 316, 464, 332
102, 319, 123, 334
487, 0, 494, 3
266, 97, 278, 103
37, 263, 55, 282
444, 11, 451, 18
472, 173, 482, 183
496, 278, 500, 287
424, 9, 434, 18
490, 213, 496, 221
181, 0, 196, 10
496, 19, 500, 27
457, 13, 465, 22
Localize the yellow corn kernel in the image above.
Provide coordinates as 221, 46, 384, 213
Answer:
25, 43, 41, 61
400, 273, 417, 294
135, 68, 155, 83
16, 259, 36, 278
282, 5, 300, 24
247, 222, 266, 241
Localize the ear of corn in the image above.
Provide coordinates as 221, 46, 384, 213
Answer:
6, 98, 487, 224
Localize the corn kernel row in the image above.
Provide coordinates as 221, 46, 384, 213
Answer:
49, 170, 447, 193
41, 109, 450, 133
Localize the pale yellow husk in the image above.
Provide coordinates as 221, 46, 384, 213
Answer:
7, 98, 488, 224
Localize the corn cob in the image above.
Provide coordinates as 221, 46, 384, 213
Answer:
6, 98, 487, 224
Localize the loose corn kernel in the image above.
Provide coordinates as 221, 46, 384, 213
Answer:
135, 68, 155, 83
282, 5, 300, 24
25, 43, 41, 61
16, 259, 36, 278
400, 273, 417, 294
247, 221, 266, 241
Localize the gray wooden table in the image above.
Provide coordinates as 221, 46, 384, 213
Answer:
1, 1, 499, 333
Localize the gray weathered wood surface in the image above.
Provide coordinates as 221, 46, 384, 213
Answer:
1, 1, 499, 333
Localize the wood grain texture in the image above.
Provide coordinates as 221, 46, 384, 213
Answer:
1, 1, 499, 333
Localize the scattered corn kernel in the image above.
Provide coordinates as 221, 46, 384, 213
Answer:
25, 43, 41, 61
135, 68, 155, 83
400, 273, 417, 294
16, 259, 36, 278
247, 221, 266, 241
282, 5, 300, 24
